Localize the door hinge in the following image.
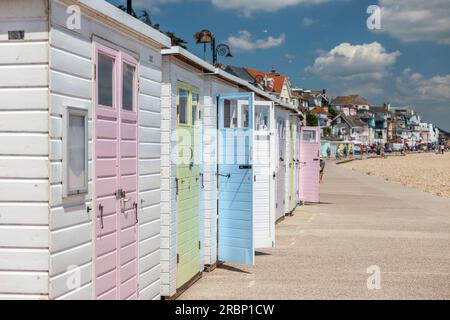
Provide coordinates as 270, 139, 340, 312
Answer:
177, 254, 180, 264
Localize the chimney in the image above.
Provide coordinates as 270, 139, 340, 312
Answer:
271, 67, 276, 74
322, 88, 326, 95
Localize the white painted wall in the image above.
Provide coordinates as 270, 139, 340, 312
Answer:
0, 0, 50, 300
0, 0, 167, 300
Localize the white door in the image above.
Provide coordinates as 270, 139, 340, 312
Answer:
253, 101, 276, 249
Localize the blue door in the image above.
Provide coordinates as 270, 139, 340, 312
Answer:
218, 93, 255, 265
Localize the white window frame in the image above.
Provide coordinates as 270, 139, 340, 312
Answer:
63, 106, 89, 197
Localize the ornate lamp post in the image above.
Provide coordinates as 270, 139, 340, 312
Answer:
194, 30, 232, 65
127, 0, 133, 14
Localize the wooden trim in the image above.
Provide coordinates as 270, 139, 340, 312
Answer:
162, 272, 202, 300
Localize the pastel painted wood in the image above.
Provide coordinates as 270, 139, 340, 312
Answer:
218, 93, 255, 265
299, 126, 321, 203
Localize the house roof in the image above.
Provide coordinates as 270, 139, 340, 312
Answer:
370, 105, 389, 114
244, 67, 287, 94
310, 107, 331, 116
338, 114, 367, 128
224, 65, 255, 84
331, 95, 369, 106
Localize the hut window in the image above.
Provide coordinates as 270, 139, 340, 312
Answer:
65, 108, 88, 196
192, 93, 200, 125
255, 105, 270, 131
178, 89, 189, 125
98, 54, 114, 107
122, 63, 135, 111
240, 104, 249, 128
303, 130, 317, 143
223, 99, 238, 128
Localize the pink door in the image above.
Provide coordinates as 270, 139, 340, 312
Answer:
95, 43, 139, 300
299, 126, 320, 203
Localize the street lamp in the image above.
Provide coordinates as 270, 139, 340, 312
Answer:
194, 30, 233, 65
127, 0, 133, 14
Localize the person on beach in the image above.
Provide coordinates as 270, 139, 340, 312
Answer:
441, 144, 445, 155
327, 147, 331, 159
320, 159, 326, 183
343, 145, 348, 158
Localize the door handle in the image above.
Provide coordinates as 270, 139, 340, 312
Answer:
175, 178, 179, 195
217, 173, 231, 178
98, 204, 104, 229
200, 173, 205, 189
133, 202, 138, 224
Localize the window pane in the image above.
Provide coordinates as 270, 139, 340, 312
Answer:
178, 89, 188, 124
68, 113, 86, 194
255, 106, 269, 131
241, 104, 249, 128
303, 130, 317, 143
98, 54, 114, 107
192, 93, 199, 125
122, 63, 135, 111
223, 99, 238, 128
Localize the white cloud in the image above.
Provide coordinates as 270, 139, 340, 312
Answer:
376, 0, 450, 45
302, 17, 316, 27
396, 68, 450, 101
211, 0, 332, 16
306, 42, 400, 79
227, 31, 286, 52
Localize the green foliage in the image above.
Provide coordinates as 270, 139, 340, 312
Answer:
323, 127, 332, 136
328, 106, 340, 118
117, 6, 187, 49
306, 114, 319, 127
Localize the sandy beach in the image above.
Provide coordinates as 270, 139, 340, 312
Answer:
341, 153, 450, 198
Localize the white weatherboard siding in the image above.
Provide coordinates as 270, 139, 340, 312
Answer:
0, 0, 50, 299
48, 0, 165, 300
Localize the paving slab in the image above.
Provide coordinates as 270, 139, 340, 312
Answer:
179, 162, 450, 300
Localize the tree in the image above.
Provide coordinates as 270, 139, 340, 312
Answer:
164, 31, 188, 49
323, 127, 332, 136
306, 114, 319, 127
117, 6, 187, 49
328, 106, 340, 118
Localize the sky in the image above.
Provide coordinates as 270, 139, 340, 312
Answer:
107, 0, 450, 130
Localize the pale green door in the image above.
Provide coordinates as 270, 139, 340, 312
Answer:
176, 85, 201, 289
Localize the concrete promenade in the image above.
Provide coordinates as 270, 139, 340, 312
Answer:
179, 162, 450, 300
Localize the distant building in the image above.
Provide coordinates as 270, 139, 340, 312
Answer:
331, 95, 370, 116
245, 67, 294, 104
332, 113, 370, 145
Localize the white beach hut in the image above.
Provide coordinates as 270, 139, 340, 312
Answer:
0, 0, 170, 300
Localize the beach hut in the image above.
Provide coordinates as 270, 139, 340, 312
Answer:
0, 0, 170, 300
160, 47, 285, 296
299, 127, 321, 203
275, 109, 288, 221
